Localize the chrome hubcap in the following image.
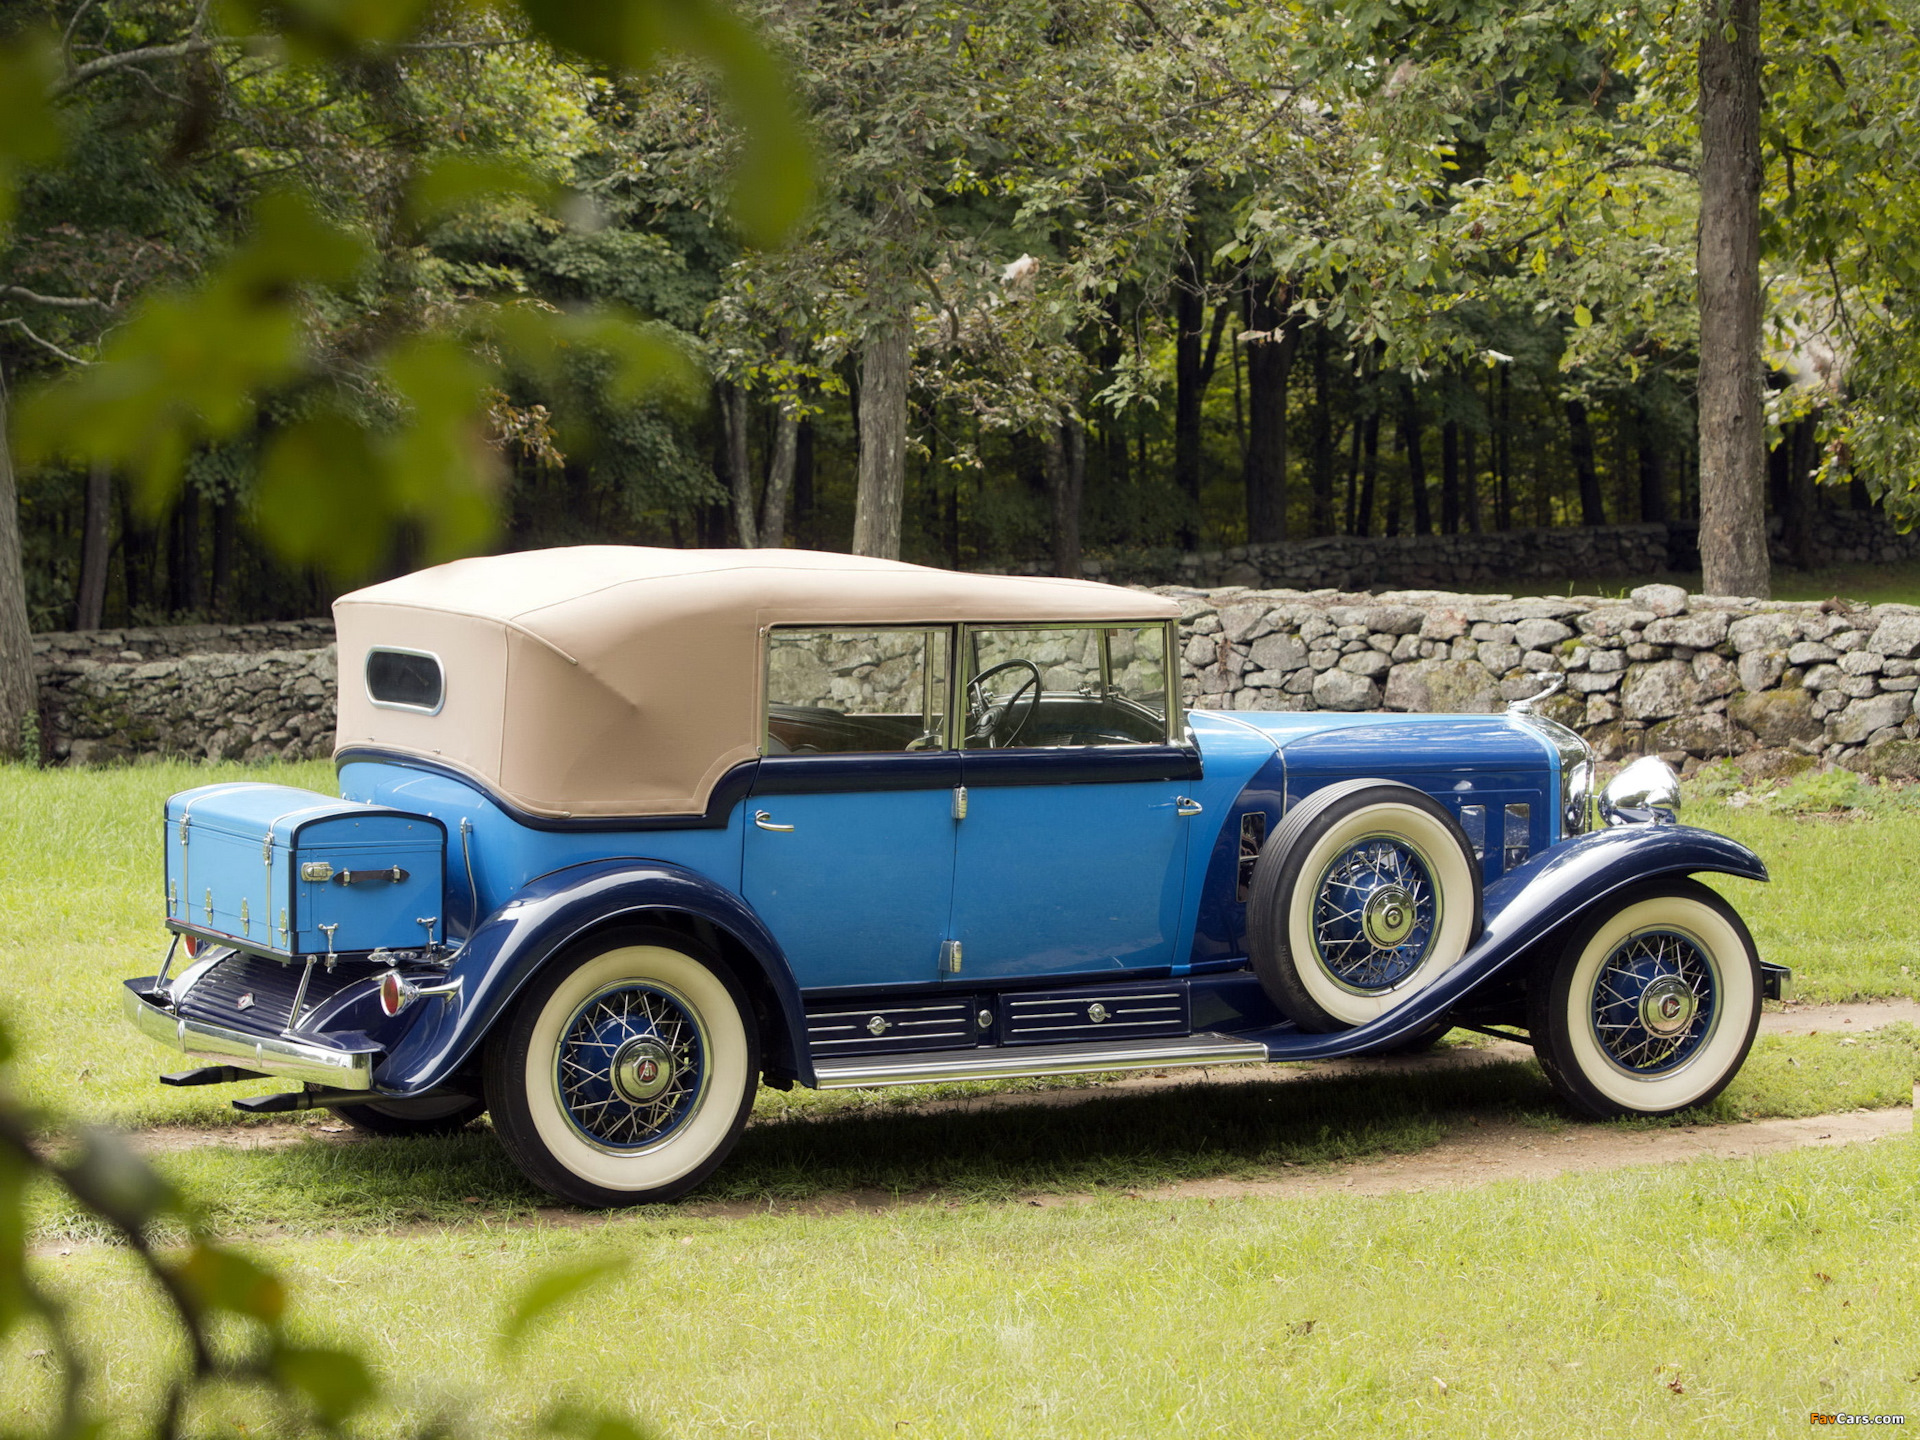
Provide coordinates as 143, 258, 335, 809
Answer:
611, 1037, 676, 1103
1361, 885, 1417, 947
1638, 976, 1697, 1038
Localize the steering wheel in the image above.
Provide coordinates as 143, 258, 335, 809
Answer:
967, 658, 1042, 747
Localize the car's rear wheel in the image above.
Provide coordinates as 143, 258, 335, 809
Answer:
333, 1095, 483, 1137
483, 927, 759, 1207
1247, 781, 1480, 1032
1528, 880, 1761, 1118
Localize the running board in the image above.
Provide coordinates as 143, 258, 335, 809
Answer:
811, 1032, 1270, 1089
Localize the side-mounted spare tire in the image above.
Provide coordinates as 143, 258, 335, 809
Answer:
1246, 779, 1482, 1032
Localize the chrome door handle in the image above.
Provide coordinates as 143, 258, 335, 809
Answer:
1175, 796, 1203, 817
754, 810, 795, 832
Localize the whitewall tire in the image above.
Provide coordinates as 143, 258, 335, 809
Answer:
484, 927, 759, 1207
1247, 781, 1481, 1031
1528, 880, 1761, 1119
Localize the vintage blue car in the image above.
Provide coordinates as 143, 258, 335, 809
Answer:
124, 547, 1787, 1205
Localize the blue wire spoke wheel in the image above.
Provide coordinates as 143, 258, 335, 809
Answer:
556, 982, 709, 1151
485, 932, 759, 1207
1530, 880, 1762, 1119
1309, 836, 1440, 993
1587, 928, 1718, 1076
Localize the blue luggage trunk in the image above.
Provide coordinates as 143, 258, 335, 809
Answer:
163, 783, 447, 957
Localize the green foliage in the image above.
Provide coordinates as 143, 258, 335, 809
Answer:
0, 1008, 664, 1437
2, 0, 805, 588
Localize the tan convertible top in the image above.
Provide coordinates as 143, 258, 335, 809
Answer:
333, 546, 1180, 819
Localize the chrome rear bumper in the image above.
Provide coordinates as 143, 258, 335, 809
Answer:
122, 978, 378, 1090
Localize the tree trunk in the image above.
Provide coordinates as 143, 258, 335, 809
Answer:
1441, 418, 1461, 534
1356, 405, 1380, 538
209, 493, 235, 619
1244, 275, 1295, 544
1463, 424, 1482, 533
1566, 398, 1607, 525
1636, 402, 1670, 522
794, 418, 815, 533
74, 459, 112, 631
1173, 230, 1207, 542
1697, 0, 1769, 596
1310, 329, 1335, 535
720, 383, 758, 548
1400, 378, 1431, 535
1344, 397, 1364, 535
758, 405, 800, 548
853, 317, 910, 559
0, 365, 36, 759
167, 487, 202, 615
1495, 369, 1512, 531
1043, 417, 1085, 578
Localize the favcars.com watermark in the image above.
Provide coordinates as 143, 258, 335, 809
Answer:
1810, 1416, 1906, 1426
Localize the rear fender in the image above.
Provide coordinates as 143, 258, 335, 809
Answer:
372, 858, 809, 1094
1250, 824, 1769, 1060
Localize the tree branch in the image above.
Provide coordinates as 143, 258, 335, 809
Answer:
52, 32, 529, 98
52, 37, 225, 98
1, 285, 107, 310
0, 317, 91, 365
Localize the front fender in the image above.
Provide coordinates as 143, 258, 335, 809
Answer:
372, 858, 810, 1095
1253, 823, 1768, 1060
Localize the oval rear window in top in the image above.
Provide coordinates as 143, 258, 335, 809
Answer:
366, 648, 444, 713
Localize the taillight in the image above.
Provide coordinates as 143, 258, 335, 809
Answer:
379, 970, 407, 1017
182, 935, 201, 959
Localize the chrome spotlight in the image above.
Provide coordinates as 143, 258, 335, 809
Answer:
1600, 755, 1682, 826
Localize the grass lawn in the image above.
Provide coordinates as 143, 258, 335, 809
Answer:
1, 760, 1915, 1130
23, 1025, 1914, 1241
9, 1134, 1916, 1438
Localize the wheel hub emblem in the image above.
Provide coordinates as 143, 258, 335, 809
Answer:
1361, 885, 1418, 948
611, 1037, 676, 1102
1637, 976, 1697, 1038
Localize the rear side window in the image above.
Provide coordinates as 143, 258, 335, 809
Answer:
365, 648, 444, 713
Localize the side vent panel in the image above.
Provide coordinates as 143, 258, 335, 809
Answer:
806, 999, 982, 1057
1000, 983, 1189, 1046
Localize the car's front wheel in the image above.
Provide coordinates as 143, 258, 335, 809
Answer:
1528, 880, 1761, 1118
1246, 780, 1480, 1032
483, 927, 759, 1207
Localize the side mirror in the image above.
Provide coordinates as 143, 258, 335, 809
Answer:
1600, 755, 1682, 826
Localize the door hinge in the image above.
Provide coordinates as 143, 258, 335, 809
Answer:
938, 939, 963, 975
951, 785, 968, 821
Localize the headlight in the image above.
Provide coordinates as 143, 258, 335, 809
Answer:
1512, 711, 1594, 838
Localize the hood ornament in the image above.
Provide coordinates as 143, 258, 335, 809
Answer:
1507, 674, 1566, 715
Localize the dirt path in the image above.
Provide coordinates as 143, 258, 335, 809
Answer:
1762, 997, 1920, 1034
125, 996, 1916, 1156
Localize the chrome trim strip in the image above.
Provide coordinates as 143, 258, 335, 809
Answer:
811, 1032, 1269, 1089
122, 982, 377, 1090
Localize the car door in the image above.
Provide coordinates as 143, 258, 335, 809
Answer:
741, 626, 960, 989
948, 622, 1200, 980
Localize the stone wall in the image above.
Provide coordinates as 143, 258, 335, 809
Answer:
1170, 583, 1920, 779
26, 589, 1920, 779
33, 620, 338, 766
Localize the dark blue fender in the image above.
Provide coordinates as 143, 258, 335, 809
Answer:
1246, 823, 1769, 1060
372, 858, 810, 1095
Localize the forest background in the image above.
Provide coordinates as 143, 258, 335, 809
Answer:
5, 0, 1920, 660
